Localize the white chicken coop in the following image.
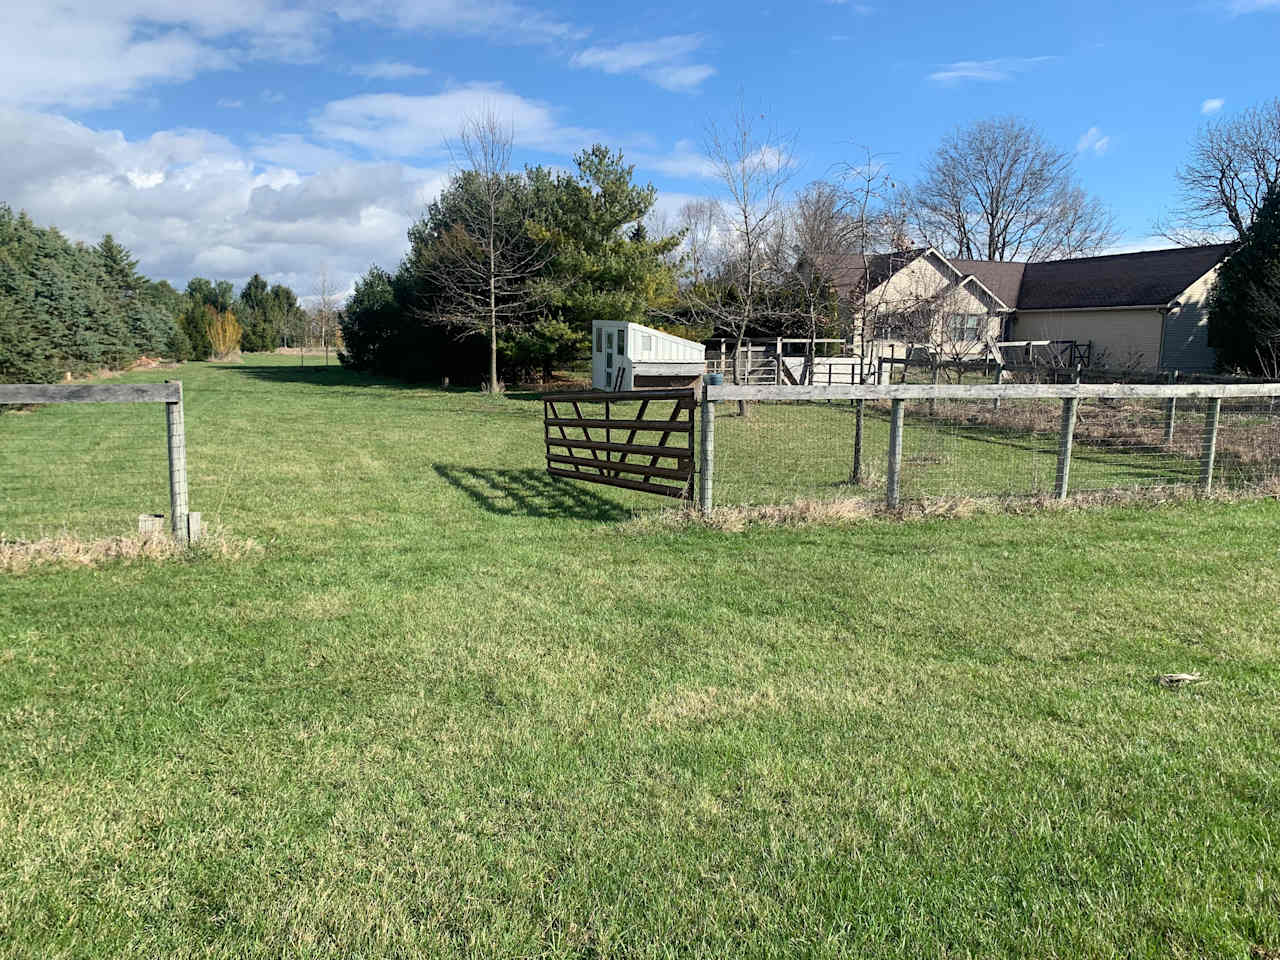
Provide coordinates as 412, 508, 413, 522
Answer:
591, 320, 706, 391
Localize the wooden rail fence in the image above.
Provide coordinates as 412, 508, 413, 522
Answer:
543, 388, 696, 499
0, 380, 198, 542
699, 380, 1280, 514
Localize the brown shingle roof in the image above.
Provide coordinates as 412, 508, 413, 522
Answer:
822, 248, 927, 298
821, 243, 1231, 313
1016, 244, 1231, 310
949, 260, 1025, 309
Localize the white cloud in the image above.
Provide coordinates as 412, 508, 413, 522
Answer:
929, 56, 1057, 85
351, 60, 431, 79
0, 0, 325, 109
333, 0, 585, 44
311, 85, 594, 157
217, 98, 244, 108
633, 139, 717, 179
571, 35, 715, 92
0, 107, 445, 300
1201, 97, 1225, 115
1076, 126, 1110, 156
1224, 0, 1280, 12
650, 65, 716, 93
0, 0, 581, 111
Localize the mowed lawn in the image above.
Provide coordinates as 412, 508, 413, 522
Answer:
3, 354, 1280, 958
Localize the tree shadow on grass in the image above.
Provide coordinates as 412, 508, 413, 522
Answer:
432, 465, 631, 521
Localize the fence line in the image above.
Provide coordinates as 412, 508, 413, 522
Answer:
1, 381, 197, 542
698, 380, 1280, 515
707, 382, 1280, 402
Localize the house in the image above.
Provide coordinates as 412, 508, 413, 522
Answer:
829, 243, 1232, 372
591, 319, 706, 391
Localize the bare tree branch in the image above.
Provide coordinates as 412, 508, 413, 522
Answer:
913, 117, 1116, 262
1164, 97, 1280, 243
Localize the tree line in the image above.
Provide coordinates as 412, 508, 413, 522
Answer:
0, 202, 325, 383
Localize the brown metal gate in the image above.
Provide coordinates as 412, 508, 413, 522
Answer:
543, 388, 696, 499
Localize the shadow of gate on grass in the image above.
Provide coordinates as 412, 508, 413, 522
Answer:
432, 465, 632, 521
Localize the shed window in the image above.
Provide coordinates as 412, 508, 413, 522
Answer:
606, 331, 613, 351
617, 329, 626, 356
642, 334, 653, 353
595, 328, 602, 353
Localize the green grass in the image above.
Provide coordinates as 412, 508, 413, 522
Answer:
3, 354, 1280, 958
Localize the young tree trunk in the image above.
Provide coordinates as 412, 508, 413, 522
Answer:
851, 399, 865, 484
489, 245, 499, 392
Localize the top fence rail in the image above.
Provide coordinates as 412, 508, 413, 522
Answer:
0, 383, 182, 404
706, 382, 1280, 402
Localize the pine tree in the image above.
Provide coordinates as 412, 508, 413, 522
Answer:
1208, 187, 1280, 372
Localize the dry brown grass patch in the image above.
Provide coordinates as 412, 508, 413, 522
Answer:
623, 481, 1280, 533
0, 529, 260, 574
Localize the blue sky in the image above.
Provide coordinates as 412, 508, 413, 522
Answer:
1, 0, 1277, 298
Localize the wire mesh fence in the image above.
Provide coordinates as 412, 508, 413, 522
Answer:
1, 384, 190, 543
703, 385, 1280, 511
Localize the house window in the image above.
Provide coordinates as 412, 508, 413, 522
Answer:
595, 328, 602, 353
606, 331, 613, 351
946, 314, 985, 340
617, 328, 626, 356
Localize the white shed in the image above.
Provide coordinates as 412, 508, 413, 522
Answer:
591, 320, 706, 391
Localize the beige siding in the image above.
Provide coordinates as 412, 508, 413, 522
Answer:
1159, 266, 1220, 372
858, 251, 1002, 356
1013, 309, 1164, 370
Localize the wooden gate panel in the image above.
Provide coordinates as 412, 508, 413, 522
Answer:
543, 388, 695, 499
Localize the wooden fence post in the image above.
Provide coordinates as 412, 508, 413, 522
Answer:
164, 380, 189, 543
1200, 397, 1221, 493
1054, 396, 1079, 500
1163, 371, 1179, 447
993, 362, 1004, 413
699, 381, 716, 516
886, 399, 905, 509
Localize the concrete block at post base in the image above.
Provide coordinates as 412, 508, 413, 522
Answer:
138, 514, 165, 537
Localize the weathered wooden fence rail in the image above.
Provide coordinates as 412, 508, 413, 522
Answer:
699, 380, 1280, 515
0, 380, 198, 542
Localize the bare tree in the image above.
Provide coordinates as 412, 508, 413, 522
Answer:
787, 179, 863, 381
693, 99, 796, 412
423, 109, 546, 392
1164, 97, 1280, 243
675, 198, 725, 285
913, 116, 1116, 262
312, 267, 338, 367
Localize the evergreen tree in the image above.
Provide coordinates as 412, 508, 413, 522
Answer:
1208, 187, 1280, 372
236, 273, 276, 352
530, 145, 682, 337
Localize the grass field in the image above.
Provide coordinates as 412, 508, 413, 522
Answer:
3, 354, 1280, 958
